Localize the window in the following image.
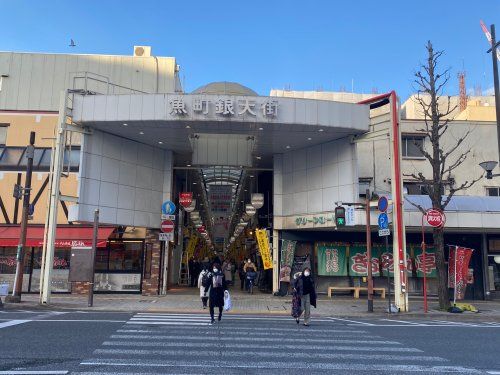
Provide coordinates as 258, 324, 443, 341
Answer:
0, 146, 80, 171
99, 241, 143, 272
486, 187, 500, 197
404, 182, 445, 196
0, 124, 8, 145
358, 178, 372, 198
402, 135, 425, 158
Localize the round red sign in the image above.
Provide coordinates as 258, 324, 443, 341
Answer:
425, 209, 446, 228
161, 220, 175, 233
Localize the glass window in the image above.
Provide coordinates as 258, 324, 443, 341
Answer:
95, 248, 109, 271
402, 136, 425, 158
0, 247, 17, 274
63, 148, 80, 168
107, 241, 143, 272
0, 147, 24, 166
19, 148, 45, 168
0, 125, 7, 145
486, 187, 500, 197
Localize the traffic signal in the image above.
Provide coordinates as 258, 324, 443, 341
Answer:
13, 184, 22, 200
335, 206, 346, 227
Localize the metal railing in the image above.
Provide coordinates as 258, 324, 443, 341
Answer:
70, 71, 149, 95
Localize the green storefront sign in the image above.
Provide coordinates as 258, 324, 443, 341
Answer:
317, 244, 347, 276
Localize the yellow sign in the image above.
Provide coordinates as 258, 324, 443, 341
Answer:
187, 233, 198, 259
255, 229, 273, 270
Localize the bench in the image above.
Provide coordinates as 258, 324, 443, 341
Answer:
328, 286, 386, 299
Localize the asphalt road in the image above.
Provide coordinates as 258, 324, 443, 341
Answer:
0, 309, 499, 374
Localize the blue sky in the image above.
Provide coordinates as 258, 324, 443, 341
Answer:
2, 0, 499, 100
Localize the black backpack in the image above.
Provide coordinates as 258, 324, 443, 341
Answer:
202, 272, 211, 288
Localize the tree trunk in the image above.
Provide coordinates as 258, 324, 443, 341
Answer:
433, 227, 450, 310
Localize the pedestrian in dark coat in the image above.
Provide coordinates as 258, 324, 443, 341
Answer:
292, 267, 317, 326
205, 263, 227, 324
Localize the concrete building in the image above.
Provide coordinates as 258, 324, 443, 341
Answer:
0, 47, 499, 308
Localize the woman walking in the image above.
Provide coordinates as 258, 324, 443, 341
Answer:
292, 267, 317, 326
204, 263, 227, 324
197, 266, 209, 309
223, 259, 233, 286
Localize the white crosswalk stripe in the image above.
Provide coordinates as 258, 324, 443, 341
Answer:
329, 317, 500, 328
73, 313, 485, 374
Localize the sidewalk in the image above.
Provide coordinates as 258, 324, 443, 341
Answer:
3, 287, 500, 320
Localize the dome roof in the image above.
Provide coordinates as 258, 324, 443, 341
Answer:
192, 81, 258, 96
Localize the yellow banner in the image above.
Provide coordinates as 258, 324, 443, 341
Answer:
255, 229, 273, 270
187, 233, 198, 259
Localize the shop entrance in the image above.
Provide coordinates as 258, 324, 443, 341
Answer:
171, 164, 274, 295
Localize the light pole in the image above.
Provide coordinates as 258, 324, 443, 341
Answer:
487, 25, 500, 165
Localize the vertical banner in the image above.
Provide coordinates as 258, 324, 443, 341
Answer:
186, 233, 198, 259
448, 246, 474, 300
317, 244, 348, 276
255, 229, 273, 270
279, 240, 296, 282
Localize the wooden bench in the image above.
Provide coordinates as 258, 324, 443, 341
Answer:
328, 286, 386, 299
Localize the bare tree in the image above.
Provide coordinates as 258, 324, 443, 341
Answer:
406, 41, 482, 310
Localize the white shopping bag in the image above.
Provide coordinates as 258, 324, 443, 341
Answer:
223, 290, 232, 311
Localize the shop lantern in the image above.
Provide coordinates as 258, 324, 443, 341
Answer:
245, 204, 256, 216
251, 193, 264, 209
185, 199, 196, 213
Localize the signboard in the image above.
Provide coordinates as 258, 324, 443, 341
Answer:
69, 247, 93, 282
179, 192, 193, 208
161, 201, 176, 215
161, 220, 175, 233
279, 240, 296, 283
349, 246, 380, 276
255, 229, 273, 270
378, 196, 389, 212
378, 213, 389, 229
186, 233, 198, 258
425, 209, 446, 228
209, 185, 233, 217
161, 214, 176, 220
317, 244, 348, 276
159, 232, 174, 241
414, 247, 437, 277
378, 228, 390, 237
346, 206, 356, 226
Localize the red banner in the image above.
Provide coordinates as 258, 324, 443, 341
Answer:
448, 246, 474, 300
179, 192, 193, 208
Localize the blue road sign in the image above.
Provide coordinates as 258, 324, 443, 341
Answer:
162, 201, 176, 215
378, 196, 389, 212
378, 212, 389, 230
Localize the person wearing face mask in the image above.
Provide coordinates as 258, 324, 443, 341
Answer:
204, 263, 227, 324
292, 267, 317, 326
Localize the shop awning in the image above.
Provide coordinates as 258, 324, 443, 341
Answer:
0, 225, 115, 248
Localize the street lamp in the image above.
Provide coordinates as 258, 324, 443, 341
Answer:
479, 160, 499, 179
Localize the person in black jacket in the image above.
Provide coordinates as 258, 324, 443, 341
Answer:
292, 267, 317, 326
204, 263, 227, 324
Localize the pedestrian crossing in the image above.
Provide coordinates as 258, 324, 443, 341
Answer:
72, 313, 487, 374
328, 317, 500, 327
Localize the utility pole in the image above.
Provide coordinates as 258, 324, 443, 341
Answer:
365, 189, 374, 313
488, 24, 500, 165
88, 209, 99, 307
7, 132, 35, 303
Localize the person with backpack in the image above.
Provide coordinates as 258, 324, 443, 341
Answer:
204, 263, 227, 324
245, 267, 257, 294
197, 265, 210, 309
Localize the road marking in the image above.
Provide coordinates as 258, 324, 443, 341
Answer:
103, 340, 421, 352
0, 371, 68, 374
95, 348, 445, 362
0, 319, 30, 329
117, 327, 369, 334
486, 371, 500, 374
110, 335, 400, 346
327, 317, 375, 325
37, 319, 127, 323
79, 359, 481, 373
127, 321, 209, 326
381, 319, 423, 325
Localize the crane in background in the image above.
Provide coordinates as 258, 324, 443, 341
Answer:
480, 20, 500, 61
